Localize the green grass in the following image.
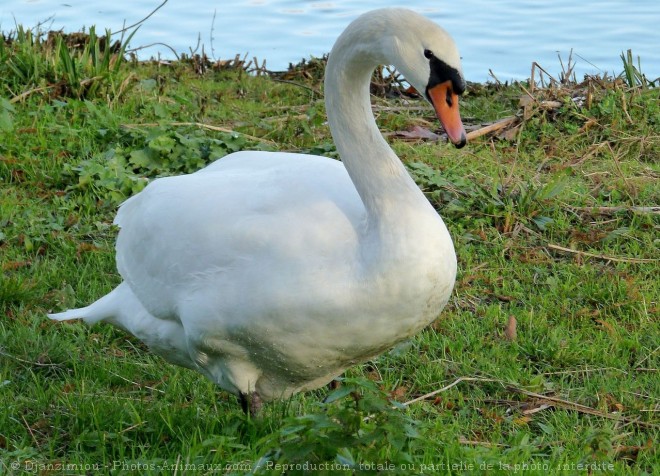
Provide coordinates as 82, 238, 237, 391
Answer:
1, 30, 658, 475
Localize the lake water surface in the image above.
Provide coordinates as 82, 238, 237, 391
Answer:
1, 0, 659, 83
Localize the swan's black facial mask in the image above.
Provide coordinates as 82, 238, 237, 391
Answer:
425, 55, 467, 148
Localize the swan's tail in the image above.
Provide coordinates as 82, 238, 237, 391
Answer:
49, 282, 196, 370
48, 284, 126, 325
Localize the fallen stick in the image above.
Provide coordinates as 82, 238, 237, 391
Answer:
10, 86, 53, 103
566, 205, 660, 215
402, 377, 502, 406
547, 243, 658, 264
465, 116, 519, 141
402, 375, 658, 429
121, 121, 277, 145
458, 436, 507, 448
505, 386, 658, 429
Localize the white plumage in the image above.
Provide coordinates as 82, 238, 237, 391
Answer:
49, 8, 467, 412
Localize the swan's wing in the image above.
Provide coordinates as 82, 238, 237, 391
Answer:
114, 152, 364, 320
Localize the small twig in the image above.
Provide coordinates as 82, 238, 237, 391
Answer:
458, 436, 507, 448
21, 414, 40, 448
505, 386, 658, 429
121, 121, 277, 145
0, 349, 61, 368
565, 205, 659, 216
106, 369, 165, 394
518, 82, 537, 104
634, 346, 660, 368
82, 393, 155, 402
402, 376, 658, 429
209, 9, 217, 60
606, 142, 631, 191
547, 243, 658, 264
465, 116, 519, 141
570, 141, 608, 167
188, 33, 202, 56
249, 56, 268, 76
540, 367, 627, 376
402, 377, 502, 406
112, 0, 169, 36
522, 403, 552, 415
507, 387, 599, 414
620, 90, 634, 124
622, 390, 659, 401
271, 78, 321, 98
119, 421, 147, 434
261, 114, 308, 124
10, 86, 53, 103
488, 69, 502, 85
127, 42, 180, 60
530, 62, 559, 87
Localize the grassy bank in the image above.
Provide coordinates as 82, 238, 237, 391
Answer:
1, 29, 658, 474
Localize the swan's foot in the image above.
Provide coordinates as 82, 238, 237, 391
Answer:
239, 391, 263, 417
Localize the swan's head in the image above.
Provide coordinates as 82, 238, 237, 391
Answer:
387, 9, 467, 148
419, 47, 467, 148
331, 8, 468, 148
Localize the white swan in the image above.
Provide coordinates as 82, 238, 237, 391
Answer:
49, 8, 467, 414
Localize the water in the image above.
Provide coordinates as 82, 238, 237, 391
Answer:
1, 0, 659, 83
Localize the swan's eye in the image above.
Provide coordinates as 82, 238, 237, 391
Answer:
424, 49, 434, 59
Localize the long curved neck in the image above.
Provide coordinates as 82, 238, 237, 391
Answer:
324, 45, 435, 230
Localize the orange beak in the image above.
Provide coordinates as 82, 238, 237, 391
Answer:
428, 80, 467, 148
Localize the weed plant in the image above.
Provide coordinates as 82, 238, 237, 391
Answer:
1, 25, 133, 101
0, 29, 658, 475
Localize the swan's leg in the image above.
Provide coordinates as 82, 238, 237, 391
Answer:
239, 391, 263, 417
322, 379, 342, 403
